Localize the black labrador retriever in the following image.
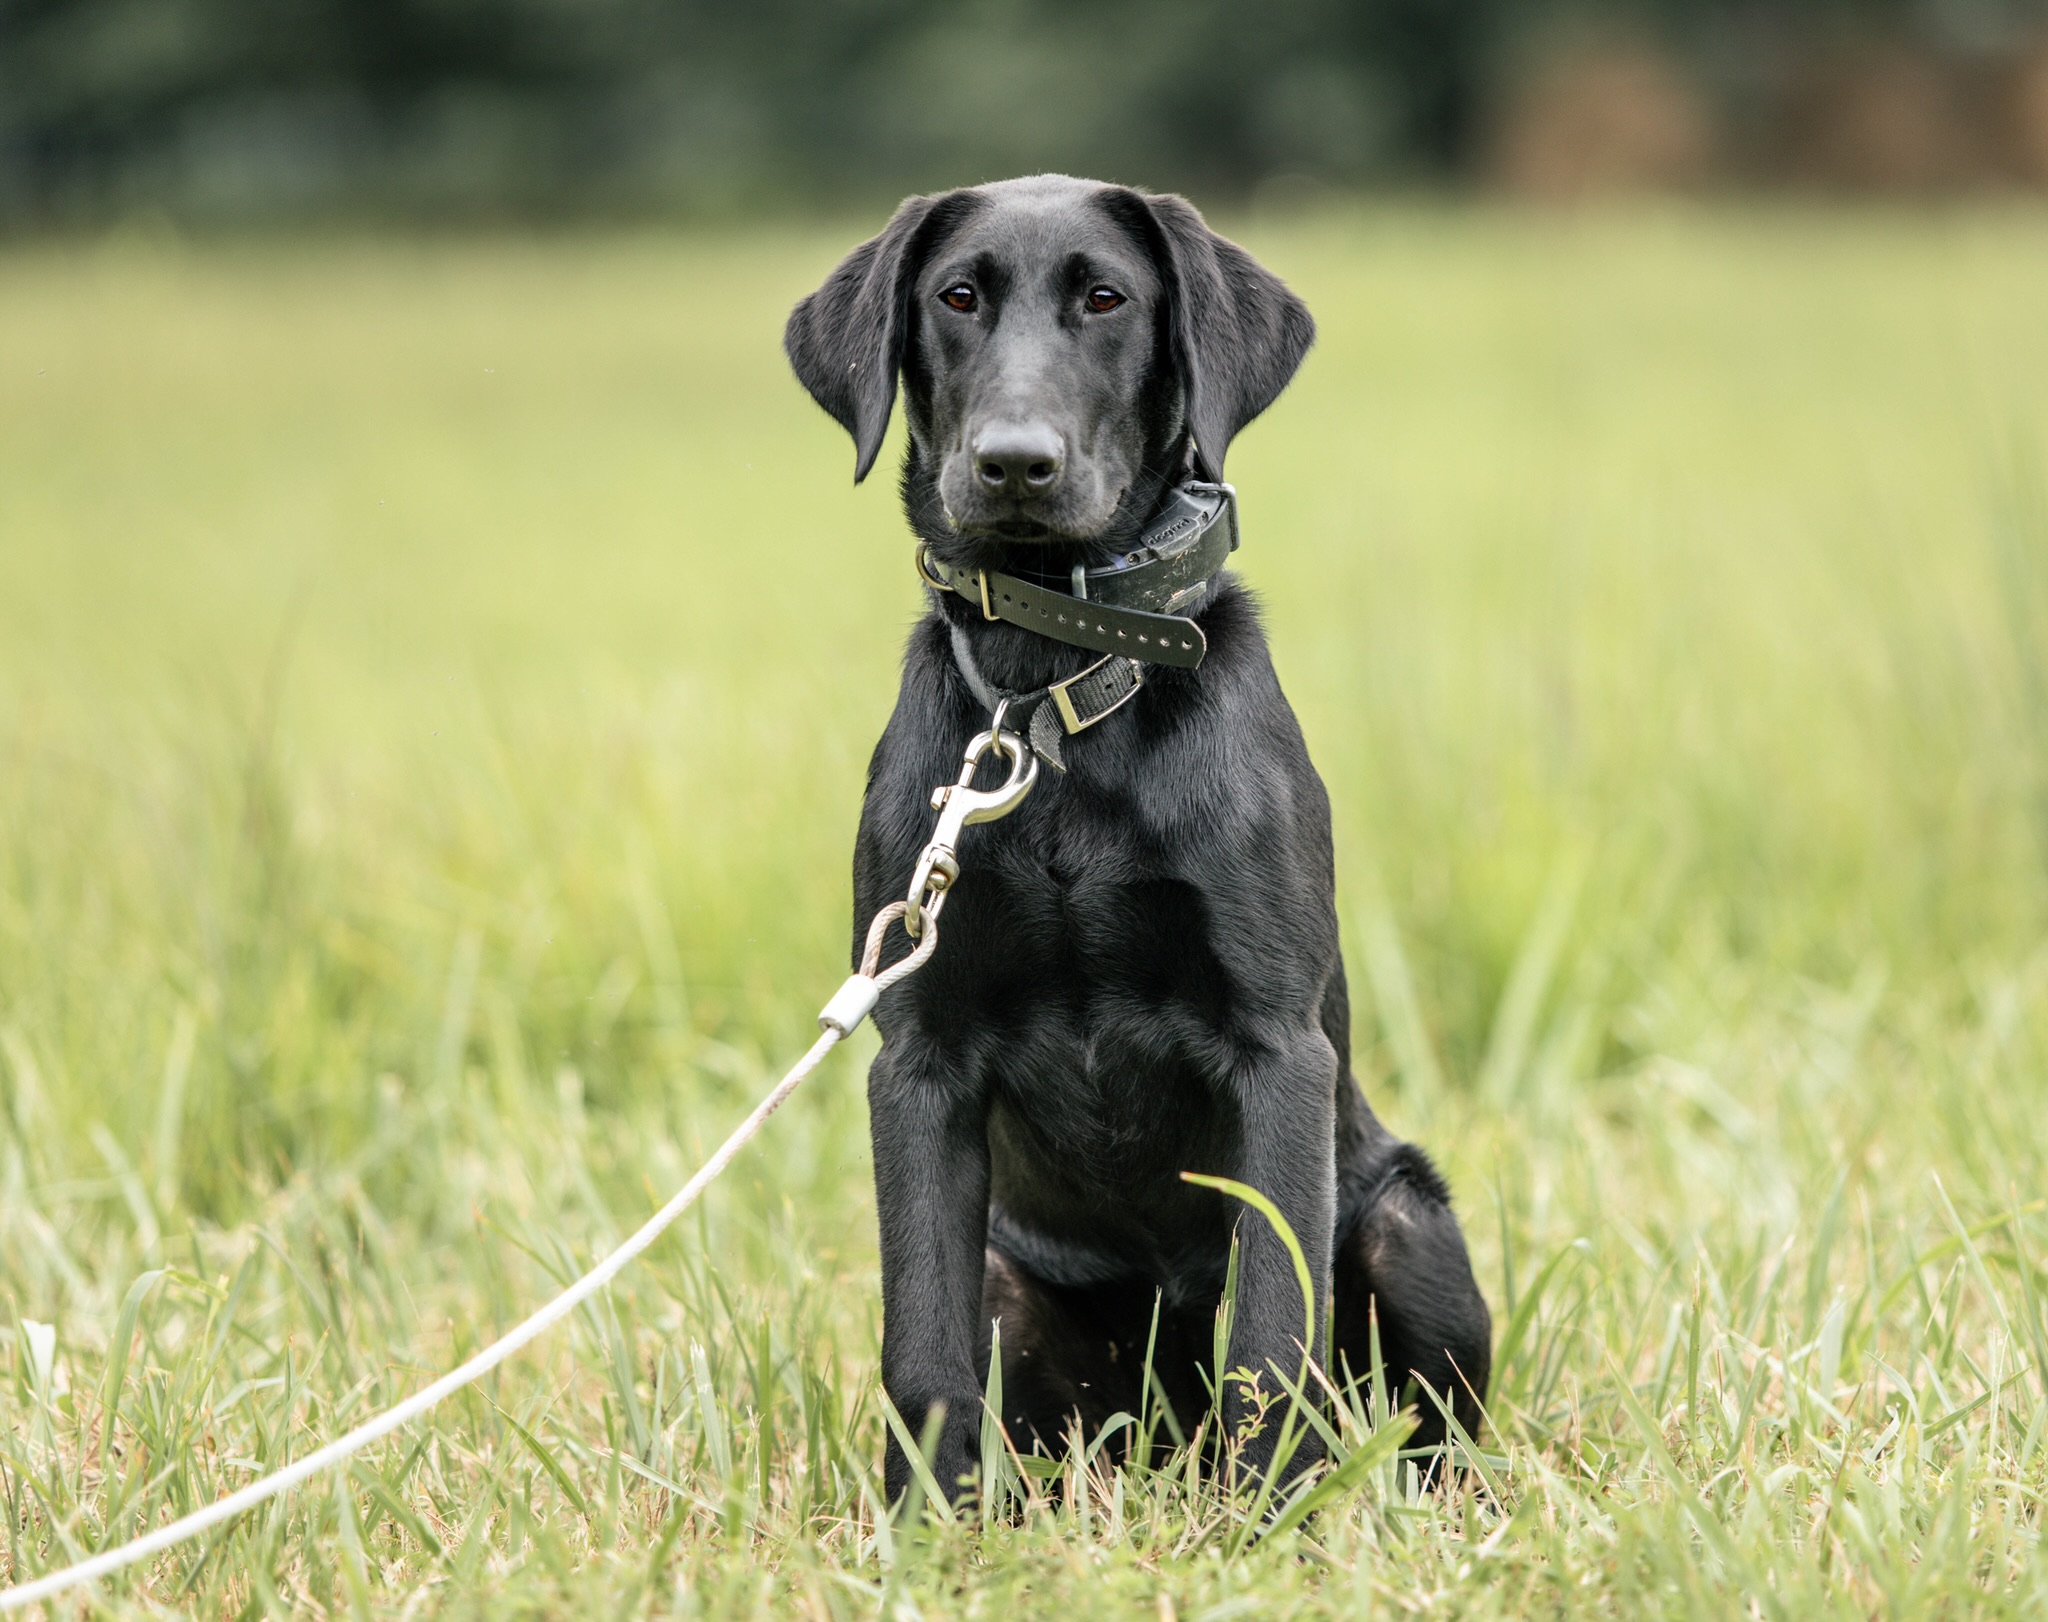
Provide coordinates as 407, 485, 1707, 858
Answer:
785, 175, 1490, 1505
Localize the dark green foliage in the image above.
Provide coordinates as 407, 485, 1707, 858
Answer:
3, 0, 2032, 222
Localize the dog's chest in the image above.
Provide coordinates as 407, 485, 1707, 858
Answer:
963, 787, 1241, 1068
972, 812, 1240, 1225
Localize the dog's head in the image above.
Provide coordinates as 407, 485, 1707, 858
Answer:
785, 175, 1314, 556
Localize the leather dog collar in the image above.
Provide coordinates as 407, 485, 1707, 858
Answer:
927, 480, 1239, 771
917, 480, 1237, 672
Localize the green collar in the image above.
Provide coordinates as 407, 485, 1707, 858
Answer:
917, 480, 1238, 671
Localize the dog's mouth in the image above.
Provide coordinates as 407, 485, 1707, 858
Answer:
937, 474, 1143, 557
940, 494, 1150, 567
945, 514, 1061, 544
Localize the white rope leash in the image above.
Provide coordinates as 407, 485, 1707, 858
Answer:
0, 905, 937, 1613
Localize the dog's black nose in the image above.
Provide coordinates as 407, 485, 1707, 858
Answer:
972, 423, 1065, 496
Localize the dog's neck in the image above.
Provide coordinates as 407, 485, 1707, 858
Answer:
906, 439, 1214, 695
931, 592, 1108, 694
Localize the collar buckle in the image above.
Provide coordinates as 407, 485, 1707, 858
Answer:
1048, 654, 1144, 735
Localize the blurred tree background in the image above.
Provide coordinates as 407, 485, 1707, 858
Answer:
2, 0, 2048, 223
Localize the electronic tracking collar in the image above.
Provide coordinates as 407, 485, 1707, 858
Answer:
918, 480, 1237, 771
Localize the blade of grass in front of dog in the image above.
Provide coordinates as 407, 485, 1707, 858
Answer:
1180, 1174, 1316, 1367
1085, 1411, 1134, 1468
878, 1392, 956, 1526
1145, 1365, 1187, 1452
1261, 1408, 1414, 1542
1413, 1376, 1507, 1499
1207, 1231, 1241, 1424
1366, 1301, 1391, 1439
1135, 1290, 1163, 1461
1264, 1356, 1351, 1461
1182, 1174, 1324, 1552
979, 1319, 1012, 1527
1226, 1379, 1315, 1556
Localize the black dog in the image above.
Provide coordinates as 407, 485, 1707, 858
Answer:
786, 175, 1490, 1505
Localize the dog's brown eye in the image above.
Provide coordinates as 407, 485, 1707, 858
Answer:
940, 284, 977, 313
1086, 286, 1125, 313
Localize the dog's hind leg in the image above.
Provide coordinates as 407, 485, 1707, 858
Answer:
1330, 1137, 1493, 1457
978, 1247, 1209, 1469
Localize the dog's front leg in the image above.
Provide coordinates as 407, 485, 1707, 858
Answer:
868, 1037, 990, 1510
1223, 1028, 1339, 1486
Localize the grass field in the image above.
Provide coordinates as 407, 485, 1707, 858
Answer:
5, 205, 2048, 1617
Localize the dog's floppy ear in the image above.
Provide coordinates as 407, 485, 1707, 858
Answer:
784, 190, 972, 483
1122, 191, 1315, 482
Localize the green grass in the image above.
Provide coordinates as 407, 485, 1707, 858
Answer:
4, 203, 2048, 1616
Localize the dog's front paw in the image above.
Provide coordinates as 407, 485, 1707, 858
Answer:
1224, 1369, 1325, 1496
883, 1397, 983, 1517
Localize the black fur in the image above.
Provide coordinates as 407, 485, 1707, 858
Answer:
785, 175, 1491, 1506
